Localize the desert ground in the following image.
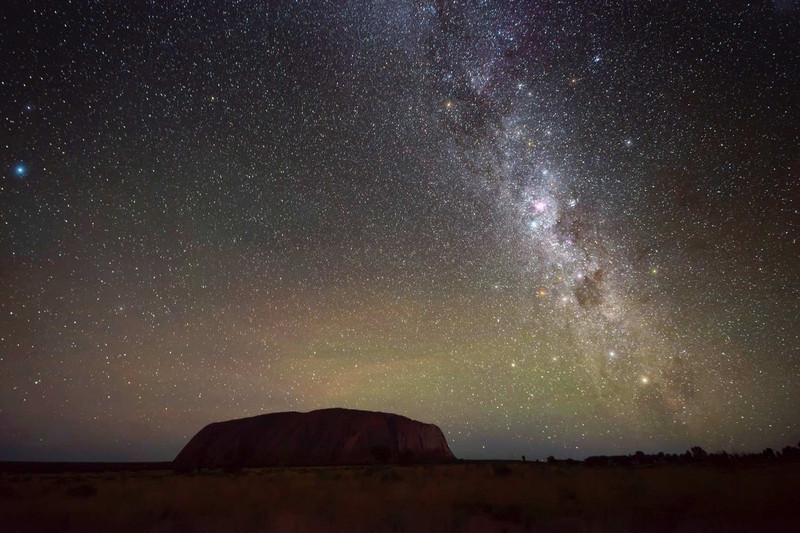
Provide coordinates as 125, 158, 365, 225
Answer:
2, 461, 799, 532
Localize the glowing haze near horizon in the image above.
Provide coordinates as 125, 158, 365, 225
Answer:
2, 1, 799, 461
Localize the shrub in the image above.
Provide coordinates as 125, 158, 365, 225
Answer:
67, 484, 97, 498
492, 464, 513, 477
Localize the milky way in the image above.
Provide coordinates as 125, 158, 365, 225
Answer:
1, 1, 799, 461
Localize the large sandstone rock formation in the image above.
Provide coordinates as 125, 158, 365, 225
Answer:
173, 408, 455, 469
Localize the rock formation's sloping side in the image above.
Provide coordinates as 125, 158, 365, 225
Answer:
173, 408, 455, 468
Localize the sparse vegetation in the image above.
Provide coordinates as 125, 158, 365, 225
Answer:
1, 461, 799, 532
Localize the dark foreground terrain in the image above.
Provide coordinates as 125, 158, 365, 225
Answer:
1, 461, 799, 532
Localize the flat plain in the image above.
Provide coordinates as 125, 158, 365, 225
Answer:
2, 461, 799, 532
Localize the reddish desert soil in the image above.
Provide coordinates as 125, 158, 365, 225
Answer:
1, 461, 799, 532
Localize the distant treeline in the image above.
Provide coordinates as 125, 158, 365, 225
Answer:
548, 442, 800, 466
0, 462, 174, 474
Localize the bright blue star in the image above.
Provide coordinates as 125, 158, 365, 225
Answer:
13, 162, 28, 178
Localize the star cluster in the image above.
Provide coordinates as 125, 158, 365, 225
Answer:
1, 1, 799, 460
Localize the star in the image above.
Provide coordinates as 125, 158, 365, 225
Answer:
13, 162, 27, 178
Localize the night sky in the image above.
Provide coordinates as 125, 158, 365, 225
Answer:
2, 1, 799, 462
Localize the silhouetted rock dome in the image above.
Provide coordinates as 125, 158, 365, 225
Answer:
173, 408, 455, 469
